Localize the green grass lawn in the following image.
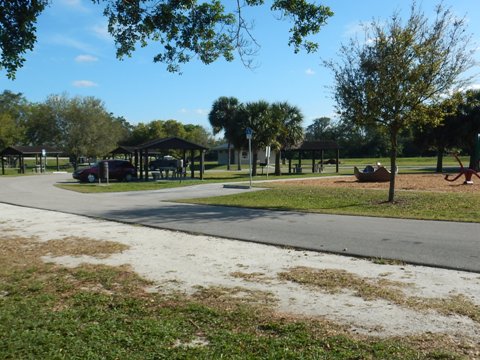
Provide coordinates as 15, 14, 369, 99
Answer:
55, 155, 466, 194
56, 171, 340, 193
179, 183, 480, 223
3, 155, 466, 179
0, 236, 466, 359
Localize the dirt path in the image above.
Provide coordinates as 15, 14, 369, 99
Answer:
278, 173, 480, 193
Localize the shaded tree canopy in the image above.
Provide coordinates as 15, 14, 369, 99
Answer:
0, 1, 48, 79
305, 117, 333, 141
327, 2, 475, 202
271, 101, 304, 175
124, 119, 213, 147
456, 90, 480, 170
1, 0, 333, 78
0, 90, 30, 147
208, 96, 241, 170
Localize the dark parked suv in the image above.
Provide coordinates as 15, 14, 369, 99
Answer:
73, 160, 137, 183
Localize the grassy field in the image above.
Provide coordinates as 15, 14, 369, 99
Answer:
55, 171, 337, 193
54, 155, 468, 193
0, 235, 468, 359
1, 157, 72, 175
2, 155, 468, 177
179, 183, 480, 223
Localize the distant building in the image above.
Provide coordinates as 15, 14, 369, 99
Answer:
211, 143, 276, 166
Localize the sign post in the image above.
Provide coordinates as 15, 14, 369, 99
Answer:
245, 127, 253, 188
41, 149, 46, 173
103, 161, 109, 185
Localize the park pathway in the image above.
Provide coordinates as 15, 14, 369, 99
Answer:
1, 173, 479, 273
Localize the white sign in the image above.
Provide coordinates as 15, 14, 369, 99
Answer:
265, 146, 271, 178
41, 149, 46, 157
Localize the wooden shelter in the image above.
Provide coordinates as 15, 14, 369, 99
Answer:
108, 145, 136, 162
288, 140, 340, 173
1, 146, 63, 175
110, 137, 209, 180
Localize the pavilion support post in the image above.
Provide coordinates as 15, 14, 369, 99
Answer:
288, 158, 292, 174
298, 151, 302, 168
139, 150, 144, 180
311, 151, 316, 173
181, 150, 187, 178
336, 149, 339, 173
134, 150, 139, 178
56, 155, 59, 171
144, 150, 149, 181
321, 150, 324, 171
190, 150, 195, 178
200, 150, 204, 180
21, 156, 25, 174
1, 155, 4, 175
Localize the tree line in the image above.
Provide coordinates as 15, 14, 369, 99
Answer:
0, 91, 214, 168
305, 89, 480, 172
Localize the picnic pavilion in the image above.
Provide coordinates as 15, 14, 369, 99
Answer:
109, 137, 208, 180
288, 140, 340, 173
1, 146, 63, 175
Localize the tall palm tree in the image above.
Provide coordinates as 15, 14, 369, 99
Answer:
271, 102, 304, 175
208, 97, 240, 170
243, 100, 279, 176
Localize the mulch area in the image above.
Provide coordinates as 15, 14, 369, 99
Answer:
278, 174, 480, 193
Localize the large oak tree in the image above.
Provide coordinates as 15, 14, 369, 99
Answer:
1, 1, 333, 79
327, 2, 475, 202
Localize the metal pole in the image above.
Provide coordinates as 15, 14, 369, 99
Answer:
248, 138, 252, 188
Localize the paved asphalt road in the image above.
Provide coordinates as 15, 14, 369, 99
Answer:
1, 173, 479, 273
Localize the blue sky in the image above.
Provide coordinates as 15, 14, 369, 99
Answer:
3, 0, 480, 132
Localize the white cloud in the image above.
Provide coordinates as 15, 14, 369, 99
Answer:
73, 80, 98, 88
75, 54, 98, 63
59, 0, 89, 12
343, 22, 365, 38
91, 24, 112, 41
179, 108, 188, 114
466, 83, 480, 91
50, 35, 95, 54
195, 109, 208, 115
305, 68, 315, 76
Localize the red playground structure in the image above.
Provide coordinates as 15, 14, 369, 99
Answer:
444, 153, 480, 185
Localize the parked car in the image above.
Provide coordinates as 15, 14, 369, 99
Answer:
148, 157, 182, 171
72, 160, 136, 183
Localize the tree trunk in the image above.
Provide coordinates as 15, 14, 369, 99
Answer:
435, 146, 444, 173
252, 151, 258, 177
237, 149, 242, 170
275, 151, 281, 175
227, 142, 231, 171
388, 132, 398, 203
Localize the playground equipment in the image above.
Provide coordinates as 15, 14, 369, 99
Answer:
444, 153, 480, 185
354, 162, 397, 182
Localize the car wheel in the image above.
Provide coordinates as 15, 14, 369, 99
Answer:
87, 174, 97, 183
124, 173, 133, 182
